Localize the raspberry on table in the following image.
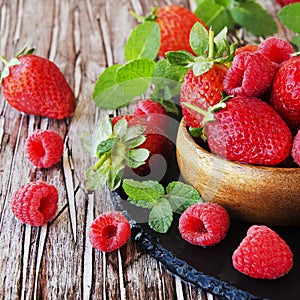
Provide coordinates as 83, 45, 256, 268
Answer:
25, 129, 64, 168
89, 211, 131, 252
292, 130, 300, 166
232, 225, 293, 279
234, 44, 258, 56
223, 51, 277, 98
178, 202, 230, 247
258, 37, 294, 65
11, 181, 58, 226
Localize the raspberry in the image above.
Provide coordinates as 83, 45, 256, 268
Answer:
292, 130, 300, 166
133, 99, 169, 131
25, 129, 64, 168
10, 181, 58, 226
258, 37, 294, 65
178, 202, 230, 247
89, 211, 131, 252
223, 51, 277, 98
234, 45, 258, 56
232, 225, 293, 279
277, 0, 300, 7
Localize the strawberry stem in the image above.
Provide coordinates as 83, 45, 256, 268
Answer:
93, 152, 110, 171
0, 54, 8, 65
208, 27, 215, 59
129, 9, 146, 23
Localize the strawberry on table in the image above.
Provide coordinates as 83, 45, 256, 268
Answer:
132, 5, 207, 58
0, 47, 76, 120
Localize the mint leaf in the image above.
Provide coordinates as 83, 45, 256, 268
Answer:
149, 198, 173, 233
165, 50, 195, 66
194, 0, 235, 34
292, 35, 300, 50
122, 179, 165, 208
166, 182, 202, 214
190, 22, 209, 56
230, 1, 277, 36
81, 118, 113, 157
125, 21, 160, 61
278, 3, 300, 34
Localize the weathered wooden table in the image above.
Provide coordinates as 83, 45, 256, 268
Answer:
0, 0, 293, 299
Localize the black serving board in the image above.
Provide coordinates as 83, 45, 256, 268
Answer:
111, 182, 300, 300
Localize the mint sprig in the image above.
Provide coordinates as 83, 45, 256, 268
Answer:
81, 117, 149, 191
122, 179, 202, 233
194, 0, 277, 36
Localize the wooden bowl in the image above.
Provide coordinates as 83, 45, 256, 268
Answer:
176, 119, 300, 226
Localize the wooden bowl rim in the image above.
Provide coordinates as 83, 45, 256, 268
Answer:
178, 119, 300, 174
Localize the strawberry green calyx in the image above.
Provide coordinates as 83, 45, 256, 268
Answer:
0, 46, 35, 83
129, 6, 158, 23
166, 23, 236, 76
81, 117, 150, 191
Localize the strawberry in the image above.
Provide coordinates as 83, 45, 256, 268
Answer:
188, 96, 293, 166
132, 5, 208, 58
180, 65, 228, 128
82, 114, 174, 191
0, 47, 76, 120
166, 24, 235, 131
270, 56, 300, 133
232, 225, 293, 279
133, 99, 169, 131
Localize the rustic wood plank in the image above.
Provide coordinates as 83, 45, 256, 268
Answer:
0, 0, 294, 299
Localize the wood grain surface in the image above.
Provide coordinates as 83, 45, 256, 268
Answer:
0, 0, 292, 299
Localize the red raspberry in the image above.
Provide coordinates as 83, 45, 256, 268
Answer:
11, 181, 58, 226
223, 52, 277, 98
258, 37, 294, 65
234, 45, 258, 56
292, 130, 300, 166
232, 225, 293, 279
178, 202, 230, 247
25, 129, 64, 168
133, 99, 169, 131
89, 211, 131, 252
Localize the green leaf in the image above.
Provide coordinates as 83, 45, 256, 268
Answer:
96, 137, 119, 158
126, 148, 150, 168
149, 198, 173, 233
125, 21, 160, 61
278, 3, 300, 34
85, 162, 110, 190
166, 182, 202, 214
194, 0, 235, 34
192, 60, 214, 76
151, 59, 187, 105
122, 179, 165, 208
81, 118, 113, 157
190, 22, 209, 56
107, 165, 124, 191
165, 51, 195, 67
115, 58, 156, 99
292, 35, 300, 51
230, 1, 277, 36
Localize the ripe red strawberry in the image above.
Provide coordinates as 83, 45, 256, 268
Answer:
180, 65, 228, 128
89, 211, 131, 252
179, 202, 230, 247
232, 225, 293, 279
270, 57, 300, 133
146, 5, 207, 58
0, 48, 76, 119
25, 129, 64, 168
277, 0, 300, 6
198, 96, 292, 166
11, 181, 58, 226
133, 99, 169, 131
